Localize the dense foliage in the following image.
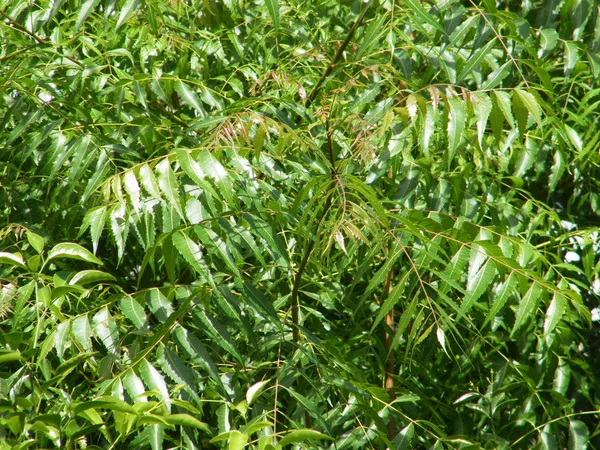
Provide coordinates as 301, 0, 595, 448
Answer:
1, 0, 599, 448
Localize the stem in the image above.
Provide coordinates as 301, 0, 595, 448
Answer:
306, 3, 371, 107
290, 240, 315, 343
383, 260, 396, 441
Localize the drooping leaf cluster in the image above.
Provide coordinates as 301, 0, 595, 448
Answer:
1, 0, 599, 448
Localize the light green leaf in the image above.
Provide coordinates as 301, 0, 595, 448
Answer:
47, 243, 102, 265
72, 316, 93, 351
568, 420, 589, 450
122, 370, 148, 402
544, 291, 567, 339
265, 0, 280, 33
564, 41, 580, 76
472, 92, 492, 146
552, 358, 571, 396
162, 414, 210, 434
371, 271, 409, 333
246, 380, 269, 405
493, 91, 515, 129
139, 359, 171, 408
511, 283, 543, 336
175, 80, 204, 115
483, 272, 518, 327
447, 96, 466, 163
93, 307, 118, 353
69, 270, 116, 286
120, 296, 149, 331
463, 260, 496, 313
75, 0, 100, 29
279, 429, 333, 446
538, 28, 558, 58
155, 159, 184, 218
26, 231, 45, 254
0, 252, 26, 269
514, 89, 542, 127
481, 61, 511, 90
123, 170, 141, 212
172, 231, 205, 275
116, 0, 140, 31
458, 39, 496, 83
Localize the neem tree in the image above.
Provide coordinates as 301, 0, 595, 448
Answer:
1, 0, 599, 448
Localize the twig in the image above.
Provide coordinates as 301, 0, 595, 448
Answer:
307, 3, 372, 107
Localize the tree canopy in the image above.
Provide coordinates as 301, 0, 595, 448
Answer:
1, 0, 599, 448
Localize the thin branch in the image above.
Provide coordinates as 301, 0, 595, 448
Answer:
307, 3, 372, 107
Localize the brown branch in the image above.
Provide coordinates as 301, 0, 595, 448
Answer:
383, 268, 396, 442
306, 3, 372, 107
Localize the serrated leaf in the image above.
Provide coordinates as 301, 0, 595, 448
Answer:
538, 28, 558, 58
194, 309, 242, 362
564, 41, 580, 76
69, 270, 116, 286
155, 159, 184, 218
172, 231, 206, 275
472, 93, 492, 146
447, 96, 466, 163
481, 61, 511, 90
279, 429, 333, 446
514, 89, 542, 127
116, 0, 140, 30
544, 291, 567, 338
483, 272, 518, 327
138, 163, 162, 199
175, 80, 204, 115
122, 370, 148, 402
82, 206, 107, 254
458, 39, 496, 83
76, 0, 100, 29
512, 283, 543, 336
568, 420, 589, 450
120, 296, 149, 330
123, 170, 141, 212
146, 288, 173, 323
162, 414, 210, 433
93, 307, 118, 353
493, 91, 515, 129
47, 243, 102, 265
156, 345, 200, 401
139, 360, 171, 409
463, 260, 496, 313
72, 316, 93, 351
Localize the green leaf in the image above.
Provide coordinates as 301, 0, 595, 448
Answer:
371, 272, 409, 333
483, 272, 518, 327
279, 429, 333, 446
568, 420, 589, 450
161, 414, 210, 434
72, 316, 93, 352
47, 243, 102, 265
93, 307, 118, 353
481, 61, 511, 90
69, 270, 116, 286
120, 296, 149, 331
564, 41, 580, 76
26, 231, 45, 254
538, 28, 558, 58
265, 0, 280, 33
0, 252, 26, 269
76, 0, 101, 29
514, 89, 542, 127
246, 380, 269, 405
544, 291, 567, 339
458, 39, 496, 83
472, 92, 492, 146
116, 0, 140, 31
139, 360, 171, 408
511, 283, 543, 336
175, 80, 204, 115
155, 159, 184, 218
446, 96, 467, 163
172, 231, 206, 275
